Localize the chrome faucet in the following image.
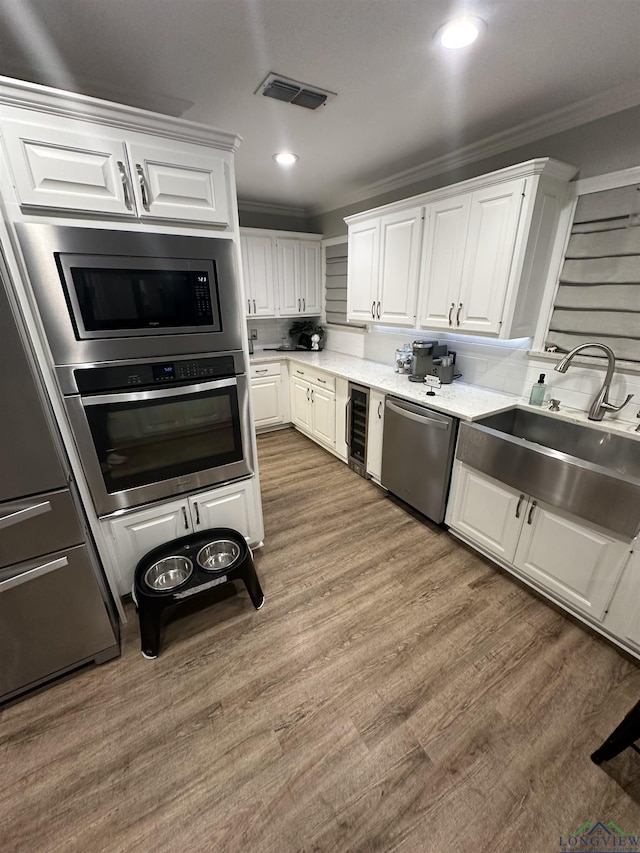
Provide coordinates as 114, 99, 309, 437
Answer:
554, 342, 633, 421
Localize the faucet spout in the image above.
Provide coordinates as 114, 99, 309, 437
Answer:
553, 342, 633, 421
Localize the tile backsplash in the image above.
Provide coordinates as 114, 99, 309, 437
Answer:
325, 324, 640, 422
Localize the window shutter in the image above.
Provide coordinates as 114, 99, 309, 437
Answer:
545, 185, 640, 363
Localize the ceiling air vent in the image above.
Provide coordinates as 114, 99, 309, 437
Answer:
256, 73, 336, 111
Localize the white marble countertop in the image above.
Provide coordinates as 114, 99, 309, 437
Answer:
250, 347, 640, 440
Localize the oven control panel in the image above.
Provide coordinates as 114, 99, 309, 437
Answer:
74, 355, 238, 393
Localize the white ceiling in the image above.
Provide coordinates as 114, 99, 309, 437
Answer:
1, 0, 640, 215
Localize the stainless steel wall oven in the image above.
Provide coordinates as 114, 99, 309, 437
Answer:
59, 353, 253, 516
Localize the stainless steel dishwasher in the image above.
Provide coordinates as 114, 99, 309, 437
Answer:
381, 396, 458, 523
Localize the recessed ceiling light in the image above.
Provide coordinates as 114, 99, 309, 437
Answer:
273, 152, 299, 166
436, 16, 485, 49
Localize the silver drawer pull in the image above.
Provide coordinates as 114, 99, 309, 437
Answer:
316, 377, 327, 384
255, 368, 268, 374
0, 499, 51, 531
0, 556, 68, 593
296, 370, 304, 375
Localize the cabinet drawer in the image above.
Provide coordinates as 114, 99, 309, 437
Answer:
291, 365, 336, 392
0, 488, 83, 569
251, 362, 282, 378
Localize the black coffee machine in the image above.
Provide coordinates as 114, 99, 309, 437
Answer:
408, 339, 456, 383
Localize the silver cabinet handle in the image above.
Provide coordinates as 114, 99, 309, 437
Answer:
448, 303, 455, 326
316, 377, 327, 384
303, 298, 306, 311
194, 502, 200, 525
117, 161, 133, 210
371, 301, 376, 319
296, 369, 304, 375
378, 401, 382, 418
181, 506, 189, 530
135, 163, 151, 210
253, 299, 256, 313
376, 301, 381, 319
385, 400, 449, 428
345, 397, 352, 447
0, 556, 68, 593
527, 500, 537, 525
247, 299, 251, 313
456, 303, 462, 326
0, 499, 51, 531
311, 389, 315, 402
255, 368, 268, 374
515, 494, 525, 519
298, 298, 301, 311
306, 388, 310, 401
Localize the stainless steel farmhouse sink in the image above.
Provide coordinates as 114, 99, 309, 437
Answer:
456, 408, 640, 539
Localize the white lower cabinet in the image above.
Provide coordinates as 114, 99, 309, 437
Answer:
250, 362, 289, 429
602, 548, 640, 651
290, 366, 336, 449
446, 462, 629, 623
366, 390, 385, 481
104, 478, 261, 596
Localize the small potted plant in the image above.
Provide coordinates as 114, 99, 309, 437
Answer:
289, 320, 325, 350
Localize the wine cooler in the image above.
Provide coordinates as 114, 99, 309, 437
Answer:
346, 382, 370, 478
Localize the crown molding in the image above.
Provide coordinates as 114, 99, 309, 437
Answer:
237, 199, 311, 219
0, 75, 242, 152
311, 78, 640, 216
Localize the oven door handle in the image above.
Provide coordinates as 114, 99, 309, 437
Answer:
80, 376, 238, 406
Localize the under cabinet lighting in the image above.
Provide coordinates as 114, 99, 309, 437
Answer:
273, 152, 299, 166
436, 16, 485, 49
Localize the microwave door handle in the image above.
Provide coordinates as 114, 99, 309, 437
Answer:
80, 376, 238, 407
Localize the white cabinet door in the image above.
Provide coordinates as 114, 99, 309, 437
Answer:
456, 179, 525, 334
291, 377, 312, 431
378, 207, 422, 326
189, 479, 261, 544
366, 390, 385, 481
513, 501, 629, 621
311, 386, 336, 447
603, 549, 640, 650
107, 498, 191, 595
126, 140, 229, 225
446, 463, 526, 564
1, 118, 135, 216
251, 375, 284, 428
276, 238, 301, 316
300, 240, 322, 315
347, 219, 380, 322
241, 234, 277, 317
418, 196, 470, 330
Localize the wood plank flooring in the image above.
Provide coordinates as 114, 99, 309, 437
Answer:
2, 427, 640, 852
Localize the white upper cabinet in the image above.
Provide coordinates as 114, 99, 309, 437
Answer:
346, 219, 380, 322
126, 139, 229, 225
418, 196, 471, 329
240, 229, 322, 319
455, 179, 525, 334
1, 117, 135, 216
348, 159, 576, 338
346, 207, 422, 325
0, 109, 234, 226
241, 233, 277, 317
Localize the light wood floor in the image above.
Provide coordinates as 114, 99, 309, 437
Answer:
2, 428, 640, 853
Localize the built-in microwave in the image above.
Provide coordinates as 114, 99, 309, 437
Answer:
16, 224, 243, 366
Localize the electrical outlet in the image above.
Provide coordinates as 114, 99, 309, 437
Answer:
250, 329, 258, 340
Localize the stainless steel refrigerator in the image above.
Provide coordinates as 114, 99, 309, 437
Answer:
0, 266, 119, 703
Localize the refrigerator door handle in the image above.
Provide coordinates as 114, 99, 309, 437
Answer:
0, 556, 68, 593
0, 499, 52, 531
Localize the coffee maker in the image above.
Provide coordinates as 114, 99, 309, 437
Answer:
408, 339, 456, 383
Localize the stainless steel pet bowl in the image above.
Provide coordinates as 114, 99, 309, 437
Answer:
144, 556, 193, 591
196, 539, 241, 572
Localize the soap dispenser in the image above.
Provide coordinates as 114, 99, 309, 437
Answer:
529, 373, 546, 406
